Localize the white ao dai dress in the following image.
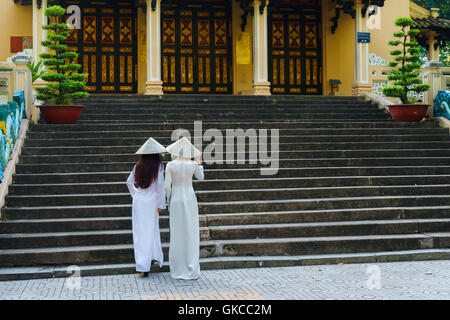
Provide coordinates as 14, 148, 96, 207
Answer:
126, 165, 166, 273
164, 159, 204, 280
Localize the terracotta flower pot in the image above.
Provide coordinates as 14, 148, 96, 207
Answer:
388, 104, 429, 122
39, 105, 86, 124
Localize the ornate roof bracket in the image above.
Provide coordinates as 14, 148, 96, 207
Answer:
259, 0, 266, 15
238, 0, 253, 32
133, 0, 147, 12
267, 0, 282, 14
13, 0, 41, 8
237, 0, 277, 32
330, 0, 385, 34
161, 0, 174, 10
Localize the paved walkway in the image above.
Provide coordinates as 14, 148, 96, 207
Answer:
1, 260, 450, 300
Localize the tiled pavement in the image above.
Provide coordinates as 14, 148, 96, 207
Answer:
1, 260, 450, 300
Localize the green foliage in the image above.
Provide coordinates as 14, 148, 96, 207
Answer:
382, 17, 430, 104
412, 0, 450, 19
412, 1, 450, 66
27, 59, 45, 83
440, 44, 449, 66
35, 5, 89, 105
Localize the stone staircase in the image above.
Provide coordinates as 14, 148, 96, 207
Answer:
1, 95, 450, 280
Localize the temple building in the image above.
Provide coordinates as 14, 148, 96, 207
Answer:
1, 0, 449, 97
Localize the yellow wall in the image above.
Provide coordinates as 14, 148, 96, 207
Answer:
232, 1, 253, 94
369, 0, 410, 66
322, 0, 355, 96
137, 6, 147, 94
0, 2, 33, 62
0, 0, 415, 96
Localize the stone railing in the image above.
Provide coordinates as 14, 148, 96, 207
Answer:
434, 91, 450, 133
0, 91, 27, 181
0, 52, 34, 123
362, 92, 394, 114
0, 90, 29, 211
421, 61, 450, 109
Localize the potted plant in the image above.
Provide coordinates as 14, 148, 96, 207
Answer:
382, 17, 430, 122
35, 5, 88, 124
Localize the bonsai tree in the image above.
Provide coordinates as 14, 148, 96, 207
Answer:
35, 5, 88, 104
382, 17, 430, 104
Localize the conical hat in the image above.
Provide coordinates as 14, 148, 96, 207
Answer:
166, 137, 201, 158
135, 137, 167, 154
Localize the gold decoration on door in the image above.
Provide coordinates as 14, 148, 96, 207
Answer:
161, 1, 231, 94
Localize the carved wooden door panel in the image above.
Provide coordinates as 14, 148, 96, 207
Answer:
65, 0, 137, 93
268, 0, 322, 94
161, 1, 232, 94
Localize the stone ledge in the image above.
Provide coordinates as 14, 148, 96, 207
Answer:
0, 119, 29, 217
362, 92, 394, 114
435, 116, 450, 133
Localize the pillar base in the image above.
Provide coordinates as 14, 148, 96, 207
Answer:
252, 82, 271, 95
144, 81, 164, 95
352, 83, 372, 96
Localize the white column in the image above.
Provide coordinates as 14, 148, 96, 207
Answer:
145, 0, 163, 95
352, 0, 371, 95
426, 32, 440, 62
42, 0, 48, 54
32, 0, 39, 63
251, 0, 271, 95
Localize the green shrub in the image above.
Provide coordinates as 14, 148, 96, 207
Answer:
35, 5, 89, 105
382, 17, 430, 104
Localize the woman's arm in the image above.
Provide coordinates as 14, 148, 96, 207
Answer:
193, 161, 204, 181
156, 165, 166, 211
126, 166, 137, 197
164, 163, 172, 205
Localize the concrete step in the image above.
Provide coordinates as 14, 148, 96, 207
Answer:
80, 104, 380, 111
11, 166, 450, 184
2, 248, 450, 281
17, 148, 450, 163
6, 185, 450, 207
2, 94, 448, 277
14, 157, 450, 174
25, 128, 449, 139
28, 121, 440, 132
72, 118, 393, 124
4, 195, 450, 217
9, 175, 450, 195
76, 113, 389, 122
2, 218, 450, 245
76, 96, 367, 103
15, 158, 450, 171
0, 233, 449, 267
3, 205, 450, 224
23, 134, 450, 148
20, 141, 450, 157
198, 195, 450, 214
80, 106, 380, 113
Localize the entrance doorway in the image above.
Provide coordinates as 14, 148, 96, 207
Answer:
161, 0, 232, 94
65, 0, 138, 93
268, 0, 322, 94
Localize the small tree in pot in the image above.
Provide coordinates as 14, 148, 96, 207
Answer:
35, 5, 89, 124
382, 17, 430, 122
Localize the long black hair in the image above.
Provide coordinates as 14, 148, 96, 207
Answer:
134, 154, 163, 189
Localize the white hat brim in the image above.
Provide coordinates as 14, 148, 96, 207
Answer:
166, 137, 201, 158
135, 137, 167, 154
